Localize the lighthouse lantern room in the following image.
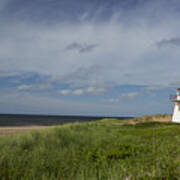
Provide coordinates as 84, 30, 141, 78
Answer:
170, 88, 180, 123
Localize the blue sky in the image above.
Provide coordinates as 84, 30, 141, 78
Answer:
0, 0, 179, 116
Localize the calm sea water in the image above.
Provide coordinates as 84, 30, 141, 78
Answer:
0, 114, 132, 127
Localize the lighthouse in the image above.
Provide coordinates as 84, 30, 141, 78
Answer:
171, 88, 180, 123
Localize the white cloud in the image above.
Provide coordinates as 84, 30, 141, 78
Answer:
58, 89, 72, 96
86, 86, 106, 95
72, 89, 84, 96
107, 92, 139, 103
120, 92, 139, 99
57, 86, 106, 96
18, 85, 32, 91
17, 84, 53, 91
58, 89, 84, 96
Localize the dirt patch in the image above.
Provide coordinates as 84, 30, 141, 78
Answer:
112, 115, 172, 126
0, 126, 48, 135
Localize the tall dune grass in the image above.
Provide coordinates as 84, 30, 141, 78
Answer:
0, 116, 180, 179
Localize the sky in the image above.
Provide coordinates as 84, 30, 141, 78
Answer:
0, 0, 180, 116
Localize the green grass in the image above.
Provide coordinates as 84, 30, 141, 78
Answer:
0, 117, 180, 179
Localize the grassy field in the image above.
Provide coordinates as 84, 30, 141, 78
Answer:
0, 114, 180, 179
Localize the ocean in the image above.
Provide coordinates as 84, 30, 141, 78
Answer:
0, 114, 132, 127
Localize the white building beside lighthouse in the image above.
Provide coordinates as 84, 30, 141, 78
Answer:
171, 88, 180, 123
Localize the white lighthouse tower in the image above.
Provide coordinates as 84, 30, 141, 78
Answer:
171, 88, 180, 123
